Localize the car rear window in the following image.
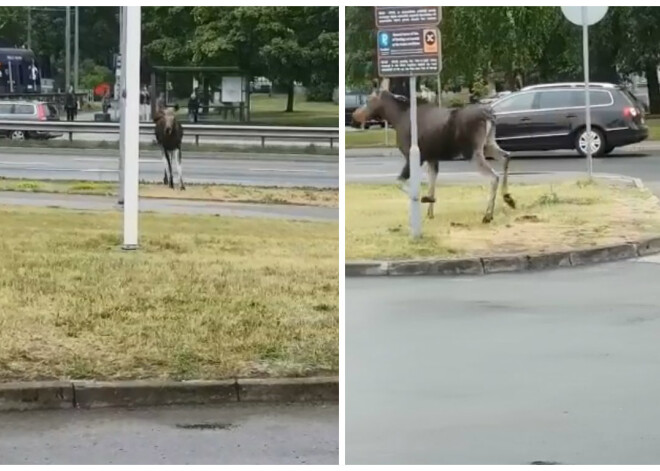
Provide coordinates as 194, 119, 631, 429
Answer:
620, 88, 645, 108
0, 104, 13, 114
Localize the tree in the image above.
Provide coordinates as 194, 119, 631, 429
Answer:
189, 7, 338, 111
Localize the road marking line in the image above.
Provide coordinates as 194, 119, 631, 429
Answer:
630, 254, 660, 264
249, 168, 328, 174
81, 169, 118, 173
0, 161, 50, 166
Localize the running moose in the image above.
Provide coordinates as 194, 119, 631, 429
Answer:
352, 79, 516, 223
153, 105, 185, 191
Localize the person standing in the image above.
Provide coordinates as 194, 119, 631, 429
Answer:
187, 92, 200, 123
64, 86, 77, 121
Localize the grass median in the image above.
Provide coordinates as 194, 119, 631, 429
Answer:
0, 179, 338, 208
0, 206, 338, 382
346, 180, 660, 260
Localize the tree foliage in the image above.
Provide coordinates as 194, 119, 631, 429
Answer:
345, 6, 660, 110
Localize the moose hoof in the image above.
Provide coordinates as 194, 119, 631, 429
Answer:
482, 214, 493, 224
421, 196, 436, 203
503, 193, 516, 209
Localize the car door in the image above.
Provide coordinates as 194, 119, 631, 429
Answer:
530, 89, 579, 150
491, 91, 538, 151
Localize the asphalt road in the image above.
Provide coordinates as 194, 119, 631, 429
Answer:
0, 403, 338, 465
346, 255, 660, 465
0, 150, 337, 188
347, 149, 660, 195
0, 191, 337, 222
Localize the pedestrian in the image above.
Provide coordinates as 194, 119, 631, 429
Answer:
102, 90, 111, 115
187, 92, 199, 123
156, 92, 166, 114
64, 85, 77, 121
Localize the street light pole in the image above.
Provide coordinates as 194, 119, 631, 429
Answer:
65, 6, 71, 91
74, 6, 79, 92
27, 8, 31, 49
122, 5, 141, 250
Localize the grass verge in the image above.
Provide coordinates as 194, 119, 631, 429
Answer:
0, 207, 338, 381
173, 93, 339, 128
0, 179, 338, 208
345, 128, 396, 149
346, 180, 660, 260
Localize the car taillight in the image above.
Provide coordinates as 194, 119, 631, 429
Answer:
36, 104, 47, 121
623, 106, 639, 118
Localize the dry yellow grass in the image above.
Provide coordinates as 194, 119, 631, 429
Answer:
346, 180, 660, 260
0, 179, 338, 208
0, 207, 338, 382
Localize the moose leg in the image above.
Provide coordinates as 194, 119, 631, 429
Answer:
161, 149, 170, 186
423, 160, 439, 219
163, 150, 174, 189
475, 127, 500, 223
175, 148, 185, 190
484, 123, 516, 209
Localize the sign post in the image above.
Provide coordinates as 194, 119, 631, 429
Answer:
560, 6, 608, 181
375, 7, 441, 239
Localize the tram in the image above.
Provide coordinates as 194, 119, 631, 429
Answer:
0, 47, 42, 94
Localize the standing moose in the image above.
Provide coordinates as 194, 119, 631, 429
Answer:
153, 105, 185, 191
352, 79, 516, 223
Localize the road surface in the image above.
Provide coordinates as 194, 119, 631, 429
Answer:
347, 149, 660, 195
0, 150, 337, 188
0, 403, 338, 465
346, 255, 660, 465
0, 191, 337, 222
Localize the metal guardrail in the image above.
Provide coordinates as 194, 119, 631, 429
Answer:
0, 120, 340, 148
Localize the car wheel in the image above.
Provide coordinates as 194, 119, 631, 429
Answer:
575, 127, 606, 157
10, 130, 26, 141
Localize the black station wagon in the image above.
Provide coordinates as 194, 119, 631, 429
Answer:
490, 82, 648, 156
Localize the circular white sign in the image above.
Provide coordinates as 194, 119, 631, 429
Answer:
561, 6, 609, 26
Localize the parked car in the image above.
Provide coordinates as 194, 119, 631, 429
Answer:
489, 82, 648, 157
345, 91, 386, 128
0, 100, 62, 140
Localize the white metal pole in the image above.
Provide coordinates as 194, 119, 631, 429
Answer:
409, 75, 422, 239
122, 5, 140, 250
118, 6, 127, 205
582, 7, 593, 180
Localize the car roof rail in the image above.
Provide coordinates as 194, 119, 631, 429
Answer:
521, 82, 618, 91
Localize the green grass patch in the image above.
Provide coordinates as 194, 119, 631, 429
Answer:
345, 128, 396, 149
0, 207, 338, 381
346, 180, 660, 260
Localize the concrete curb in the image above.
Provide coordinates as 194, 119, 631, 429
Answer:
347, 173, 660, 277
0, 376, 338, 412
347, 238, 660, 278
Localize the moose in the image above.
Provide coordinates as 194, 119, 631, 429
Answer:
352, 79, 516, 223
153, 104, 185, 191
